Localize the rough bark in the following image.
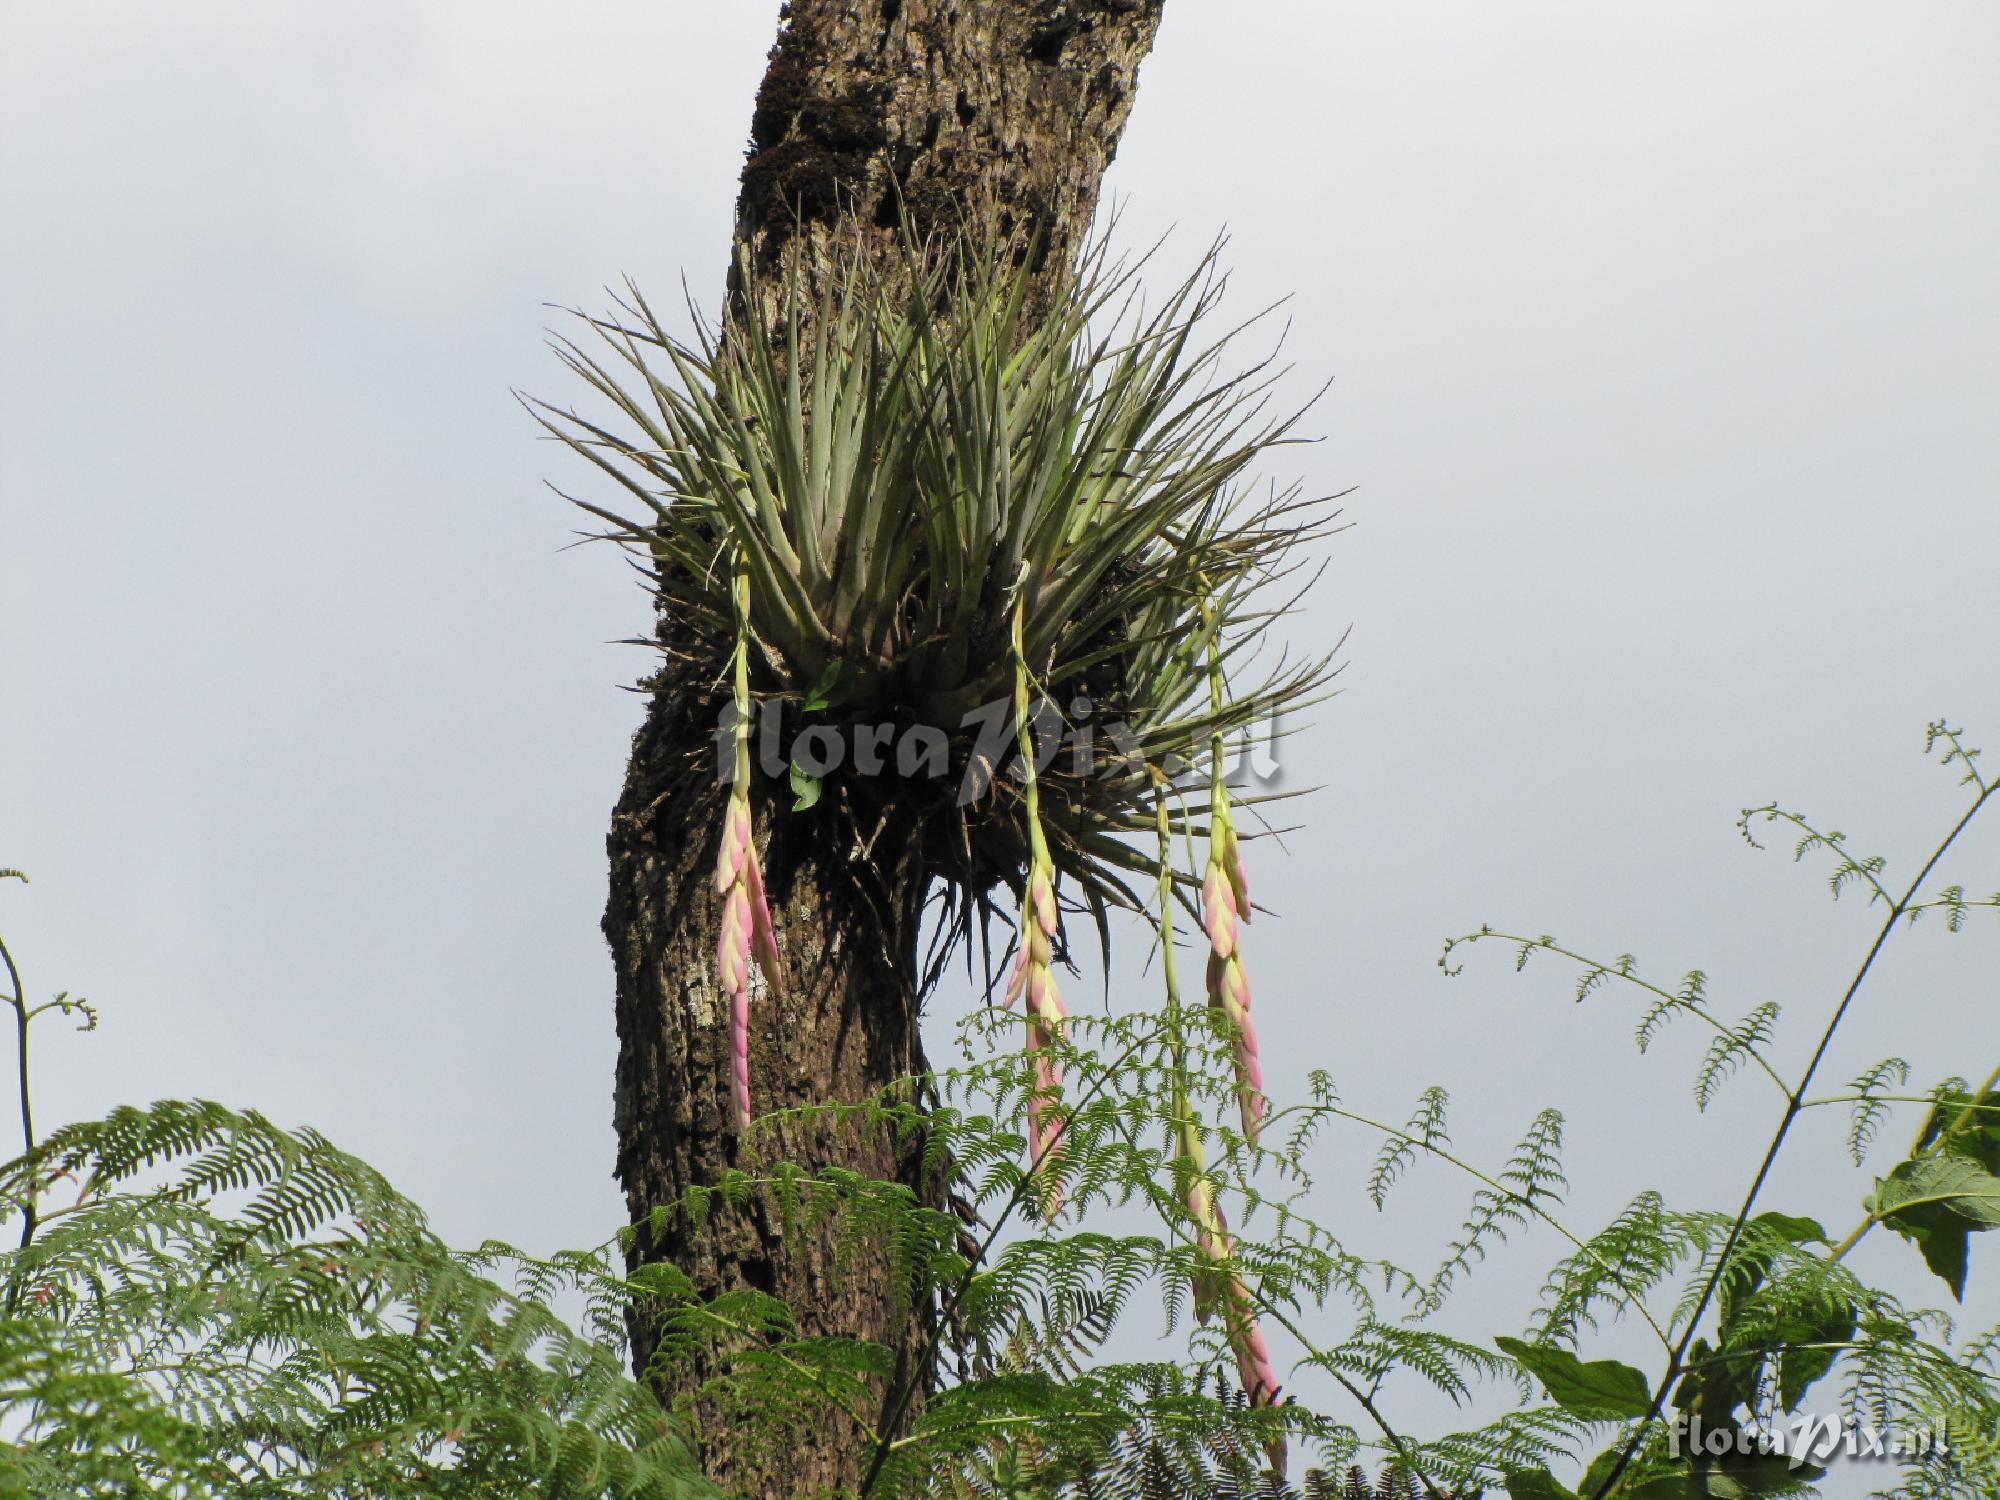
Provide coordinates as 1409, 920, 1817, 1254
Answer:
729, 0, 1167, 327
608, 4, 1164, 1495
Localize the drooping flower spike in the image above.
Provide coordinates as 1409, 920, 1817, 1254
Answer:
1183, 1171, 1284, 1432
1222, 1272, 1283, 1411
1200, 606, 1266, 1144
715, 560, 784, 1131
1005, 597, 1068, 1218
1155, 781, 1283, 1463
1155, 783, 1227, 1321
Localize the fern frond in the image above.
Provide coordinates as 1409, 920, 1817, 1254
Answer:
1366, 1090, 1448, 1211
1845, 1057, 1914, 1165
1693, 1001, 1782, 1112
1422, 1110, 1565, 1312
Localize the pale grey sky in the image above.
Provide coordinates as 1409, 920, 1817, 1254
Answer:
4, 4, 1998, 1491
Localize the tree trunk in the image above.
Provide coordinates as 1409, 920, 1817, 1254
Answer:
608, 5, 1165, 1494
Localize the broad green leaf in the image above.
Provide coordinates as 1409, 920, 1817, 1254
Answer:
1505, 1469, 1581, 1500
1916, 1082, 2000, 1174
1746, 1211, 1826, 1245
1897, 1215, 1970, 1301
1496, 1336, 1653, 1420
1869, 1154, 2000, 1226
1866, 1153, 2000, 1298
1700, 1453, 1822, 1497
1627, 1478, 1703, 1500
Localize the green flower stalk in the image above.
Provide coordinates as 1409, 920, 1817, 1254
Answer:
1005, 598, 1068, 1217
714, 562, 783, 1131
1200, 616, 1265, 1144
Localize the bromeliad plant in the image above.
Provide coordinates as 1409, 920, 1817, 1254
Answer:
536, 228, 1336, 1126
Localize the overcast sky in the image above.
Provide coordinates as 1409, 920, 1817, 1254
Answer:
4, 4, 1998, 1490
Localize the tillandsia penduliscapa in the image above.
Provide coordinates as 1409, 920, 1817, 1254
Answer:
1004, 597, 1069, 1218
1200, 610, 1265, 1144
714, 561, 784, 1131
1155, 781, 1284, 1458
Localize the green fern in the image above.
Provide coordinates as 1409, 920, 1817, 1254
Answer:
0, 1100, 718, 1498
